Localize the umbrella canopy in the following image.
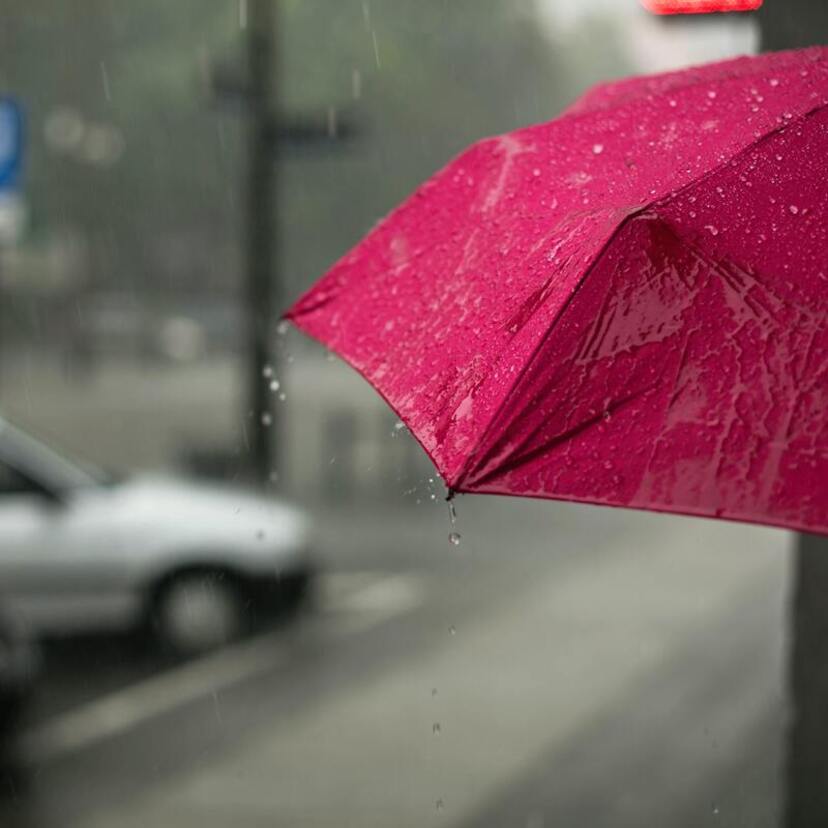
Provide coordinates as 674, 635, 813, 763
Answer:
286, 47, 828, 536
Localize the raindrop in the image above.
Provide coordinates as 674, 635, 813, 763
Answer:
435, 799, 444, 812
532, 168, 541, 177
705, 225, 719, 237
262, 364, 273, 379
431, 687, 438, 697
668, 99, 677, 108
261, 412, 273, 427
602, 410, 612, 423
269, 379, 280, 392
351, 68, 362, 100
448, 532, 461, 547
448, 625, 457, 636
789, 205, 800, 215
432, 722, 441, 735
707, 90, 717, 100
713, 806, 720, 816
276, 320, 290, 336
278, 392, 287, 402
769, 78, 780, 87
448, 500, 457, 525
392, 420, 406, 436
592, 143, 604, 155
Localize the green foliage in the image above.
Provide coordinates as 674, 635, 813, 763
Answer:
0, 0, 595, 301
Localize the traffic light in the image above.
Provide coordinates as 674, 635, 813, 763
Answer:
640, 0, 762, 13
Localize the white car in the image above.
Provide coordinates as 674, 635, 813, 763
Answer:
0, 419, 314, 654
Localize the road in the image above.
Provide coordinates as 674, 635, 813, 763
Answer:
0, 495, 792, 828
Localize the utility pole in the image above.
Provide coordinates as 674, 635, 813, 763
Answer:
757, 4, 828, 826
246, 0, 277, 488
211, 0, 357, 487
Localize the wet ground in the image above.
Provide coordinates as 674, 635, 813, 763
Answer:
0, 496, 790, 828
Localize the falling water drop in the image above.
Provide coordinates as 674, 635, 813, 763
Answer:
448, 532, 461, 547
261, 412, 273, 427
432, 722, 441, 735
435, 799, 444, 812
262, 364, 273, 379
269, 379, 280, 392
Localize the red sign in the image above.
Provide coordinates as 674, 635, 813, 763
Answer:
641, 0, 762, 13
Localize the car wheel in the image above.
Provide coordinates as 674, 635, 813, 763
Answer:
151, 570, 247, 657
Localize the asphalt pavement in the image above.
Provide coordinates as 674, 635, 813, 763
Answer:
0, 495, 792, 828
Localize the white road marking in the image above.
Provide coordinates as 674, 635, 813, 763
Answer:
21, 571, 425, 764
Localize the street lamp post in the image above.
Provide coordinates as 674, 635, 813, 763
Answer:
245, 0, 278, 488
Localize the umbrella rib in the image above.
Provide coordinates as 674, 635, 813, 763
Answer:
466, 379, 661, 491
455, 96, 828, 491
450, 207, 648, 491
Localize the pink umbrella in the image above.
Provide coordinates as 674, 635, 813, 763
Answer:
286, 47, 828, 535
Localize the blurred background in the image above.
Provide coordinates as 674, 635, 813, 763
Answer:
0, 1, 819, 826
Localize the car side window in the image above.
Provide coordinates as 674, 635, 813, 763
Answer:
0, 460, 38, 496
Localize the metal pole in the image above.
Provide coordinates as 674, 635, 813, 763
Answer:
245, 0, 277, 487
757, 4, 828, 826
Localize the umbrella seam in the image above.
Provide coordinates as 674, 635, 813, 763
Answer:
455, 99, 828, 491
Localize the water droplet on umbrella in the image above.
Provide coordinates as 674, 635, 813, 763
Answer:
668, 99, 677, 108
789, 205, 800, 215
769, 78, 780, 87
448, 532, 461, 546
592, 143, 604, 155
707, 90, 717, 99
532, 168, 541, 177
705, 225, 719, 236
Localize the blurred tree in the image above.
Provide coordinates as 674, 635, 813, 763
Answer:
0, 0, 605, 314
0, 0, 626, 480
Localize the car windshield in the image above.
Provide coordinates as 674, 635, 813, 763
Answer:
0, 422, 108, 491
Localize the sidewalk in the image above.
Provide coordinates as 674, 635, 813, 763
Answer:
71, 511, 791, 828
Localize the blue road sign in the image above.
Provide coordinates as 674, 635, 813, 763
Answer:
0, 98, 23, 191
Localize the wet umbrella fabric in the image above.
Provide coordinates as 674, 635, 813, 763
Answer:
287, 47, 828, 536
